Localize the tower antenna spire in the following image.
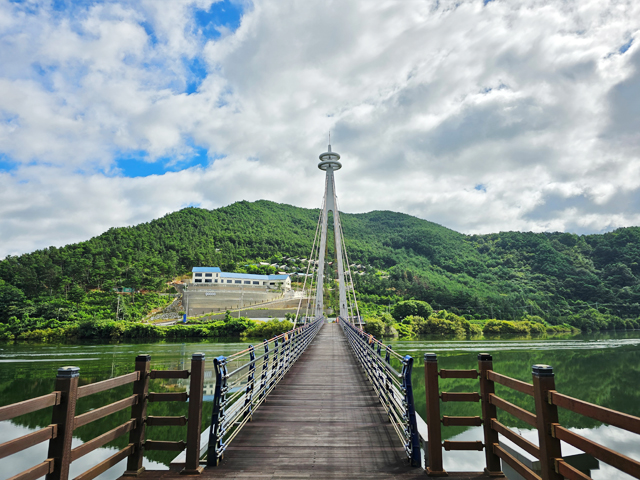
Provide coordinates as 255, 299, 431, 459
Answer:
328, 131, 331, 152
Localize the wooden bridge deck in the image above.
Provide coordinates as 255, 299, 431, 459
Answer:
125, 323, 488, 479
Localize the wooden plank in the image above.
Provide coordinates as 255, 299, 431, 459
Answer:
493, 444, 541, 480
146, 416, 187, 427
77, 372, 139, 399
7, 459, 54, 480
144, 440, 186, 451
555, 459, 593, 480
0, 425, 56, 459
491, 419, 540, 459
487, 370, 534, 396
489, 394, 537, 427
441, 392, 480, 402
73, 444, 134, 480
442, 416, 482, 427
553, 424, 640, 478
443, 441, 484, 451
149, 370, 190, 379
148, 392, 188, 402
550, 391, 640, 435
73, 395, 137, 429
71, 419, 136, 461
439, 369, 479, 379
0, 392, 60, 422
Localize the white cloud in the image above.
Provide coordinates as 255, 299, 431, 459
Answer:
1, 0, 640, 258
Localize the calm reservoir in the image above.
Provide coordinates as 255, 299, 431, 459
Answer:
1, 330, 639, 480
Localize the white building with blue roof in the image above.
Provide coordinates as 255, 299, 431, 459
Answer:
191, 267, 291, 291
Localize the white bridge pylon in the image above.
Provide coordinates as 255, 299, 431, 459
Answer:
315, 144, 348, 319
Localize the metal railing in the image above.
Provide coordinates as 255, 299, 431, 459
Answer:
338, 318, 421, 466
207, 316, 324, 466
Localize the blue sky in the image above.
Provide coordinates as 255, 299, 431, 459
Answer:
0, 0, 639, 258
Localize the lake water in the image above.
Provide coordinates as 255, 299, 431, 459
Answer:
1, 330, 639, 479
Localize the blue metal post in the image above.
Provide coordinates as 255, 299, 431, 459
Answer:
258, 340, 269, 401
243, 345, 256, 420
208, 356, 228, 466
402, 355, 421, 467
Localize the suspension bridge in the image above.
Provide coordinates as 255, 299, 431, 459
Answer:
2, 147, 640, 480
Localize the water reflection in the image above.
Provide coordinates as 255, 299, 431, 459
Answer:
388, 332, 640, 480
0, 332, 639, 479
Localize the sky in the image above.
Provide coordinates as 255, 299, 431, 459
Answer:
0, 0, 639, 259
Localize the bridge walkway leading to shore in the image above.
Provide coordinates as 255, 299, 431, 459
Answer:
125, 322, 487, 479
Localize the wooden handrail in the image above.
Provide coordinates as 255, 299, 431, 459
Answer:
442, 415, 482, 426
489, 394, 537, 427
146, 416, 187, 426
74, 444, 134, 480
0, 425, 57, 460
491, 419, 540, 459
487, 370, 534, 396
555, 459, 593, 480
77, 372, 140, 399
493, 444, 541, 480
0, 392, 60, 422
553, 424, 640, 478
443, 440, 484, 451
149, 369, 190, 379
144, 440, 186, 451
7, 458, 55, 480
70, 420, 136, 461
148, 392, 188, 402
441, 392, 480, 402
73, 395, 138, 429
550, 391, 640, 435
439, 369, 479, 379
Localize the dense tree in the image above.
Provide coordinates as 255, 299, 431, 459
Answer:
0, 200, 639, 333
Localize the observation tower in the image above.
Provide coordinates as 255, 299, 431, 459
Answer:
315, 145, 348, 319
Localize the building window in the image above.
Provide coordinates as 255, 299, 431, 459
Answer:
195, 279, 202, 283
253, 281, 259, 285
214, 279, 218, 283
227, 280, 232, 283
205, 279, 212, 283
235, 280, 241, 284
244, 281, 250, 284
269, 282, 275, 286
195, 273, 202, 277
205, 273, 212, 277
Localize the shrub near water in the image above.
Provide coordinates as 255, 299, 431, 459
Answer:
241, 319, 294, 339
0, 313, 293, 342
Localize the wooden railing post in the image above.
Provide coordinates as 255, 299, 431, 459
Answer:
532, 364, 563, 480
182, 353, 205, 475
424, 353, 447, 476
478, 353, 503, 477
124, 354, 150, 476
46, 366, 79, 480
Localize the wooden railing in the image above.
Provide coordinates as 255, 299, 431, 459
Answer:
0, 353, 206, 480
423, 353, 640, 480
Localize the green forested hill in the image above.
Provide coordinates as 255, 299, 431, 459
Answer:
1, 200, 639, 329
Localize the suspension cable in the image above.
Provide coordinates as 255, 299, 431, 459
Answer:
295, 196, 324, 324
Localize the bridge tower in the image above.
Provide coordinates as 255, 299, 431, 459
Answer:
315, 144, 348, 319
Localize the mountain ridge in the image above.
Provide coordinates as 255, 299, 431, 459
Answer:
1, 200, 639, 327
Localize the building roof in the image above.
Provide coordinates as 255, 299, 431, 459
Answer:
220, 272, 289, 280
192, 267, 221, 273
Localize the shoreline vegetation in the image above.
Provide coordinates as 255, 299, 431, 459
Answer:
361, 299, 637, 339
0, 311, 295, 343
